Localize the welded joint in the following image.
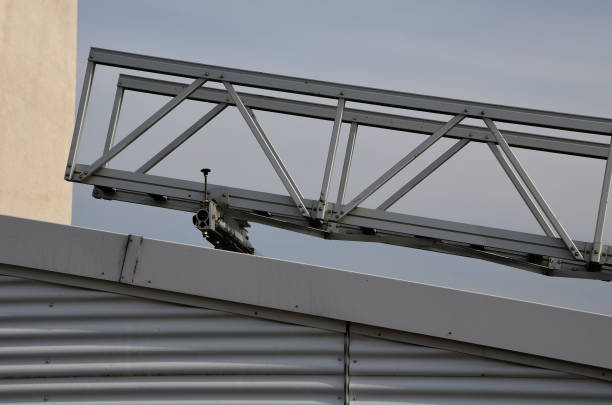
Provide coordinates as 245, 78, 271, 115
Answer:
586, 245, 609, 265
119, 234, 143, 284
549, 258, 562, 270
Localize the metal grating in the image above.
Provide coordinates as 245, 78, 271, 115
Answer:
349, 333, 612, 404
0, 275, 344, 404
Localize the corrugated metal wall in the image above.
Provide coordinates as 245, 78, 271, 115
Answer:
1, 274, 612, 404
349, 334, 612, 404
0, 276, 345, 404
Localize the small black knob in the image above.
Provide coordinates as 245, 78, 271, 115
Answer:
201, 168, 211, 175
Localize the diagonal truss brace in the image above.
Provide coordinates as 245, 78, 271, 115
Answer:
119, 74, 611, 161
487, 142, 555, 237
223, 82, 311, 218
79, 76, 208, 182
378, 138, 470, 211
137, 103, 228, 173
484, 118, 583, 260
336, 114, 465, 220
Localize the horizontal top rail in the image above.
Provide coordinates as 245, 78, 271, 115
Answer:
118, 74, 609, 160
91, 48, 612, 135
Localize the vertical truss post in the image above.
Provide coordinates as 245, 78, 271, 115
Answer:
103, 86, 125, 166
66, 60, 95, 180
336, 122, 358, 208
336, 114, 465, 221
316, 98, 345, 219
488, 143, 555, 237
79, 76, 208, 181
591, 141, 612, 263
378, 138, 470, 211
484, 118, 584, 260
224, 82, 311, 218
137, 103, 227, 173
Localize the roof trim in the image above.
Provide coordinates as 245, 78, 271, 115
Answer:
1, 214, 612, 375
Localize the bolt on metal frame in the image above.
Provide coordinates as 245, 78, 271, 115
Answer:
66, 48, 612, 280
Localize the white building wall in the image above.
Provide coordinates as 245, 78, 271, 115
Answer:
0, 0, 76, 224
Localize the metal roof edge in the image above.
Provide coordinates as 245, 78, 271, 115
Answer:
1, 214, 611, 373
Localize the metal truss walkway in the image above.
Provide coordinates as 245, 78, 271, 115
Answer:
66, 48, 612, 280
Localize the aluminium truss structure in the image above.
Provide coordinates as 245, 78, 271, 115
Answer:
66, 48, 612, 280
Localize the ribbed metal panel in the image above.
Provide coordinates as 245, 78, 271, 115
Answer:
349, 333, 612, 404
0, 275, 344, 404
3, 274, 612, 404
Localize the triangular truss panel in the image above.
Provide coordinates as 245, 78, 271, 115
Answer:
66, 48, 612, 280
373, 140, 543, 235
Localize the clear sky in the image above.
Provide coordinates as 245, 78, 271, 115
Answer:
74, 0, 612, 313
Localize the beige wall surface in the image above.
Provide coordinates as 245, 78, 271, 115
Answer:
0, 0, 76, 224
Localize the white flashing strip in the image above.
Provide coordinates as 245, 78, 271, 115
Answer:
1, 214, 611, 371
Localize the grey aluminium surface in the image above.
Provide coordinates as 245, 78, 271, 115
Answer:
592, 141, 612, 263
89, 48, 612, 134
2, 214, 612, 375
484, 118, 583, 260
1, 273, 611, 405
487, 142, 555, 237
73, 165, 612, 279
137, 103, 228, 174
79, 76, 208, 182
377, 138, 470, 211
336, 122, 358, 207
224, 81, 310, 217
0, 274, 345, 404
348, 333, 612, 404
103, 86, 124, 159
66, 60, 94, 179
66, 48, 612, 279
117, 75, 610, 160
1, 274, 611, 404
336, 114, 465, 220
317, 98, 345, 219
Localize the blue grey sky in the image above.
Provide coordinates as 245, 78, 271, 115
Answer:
74, 0, 612, 313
